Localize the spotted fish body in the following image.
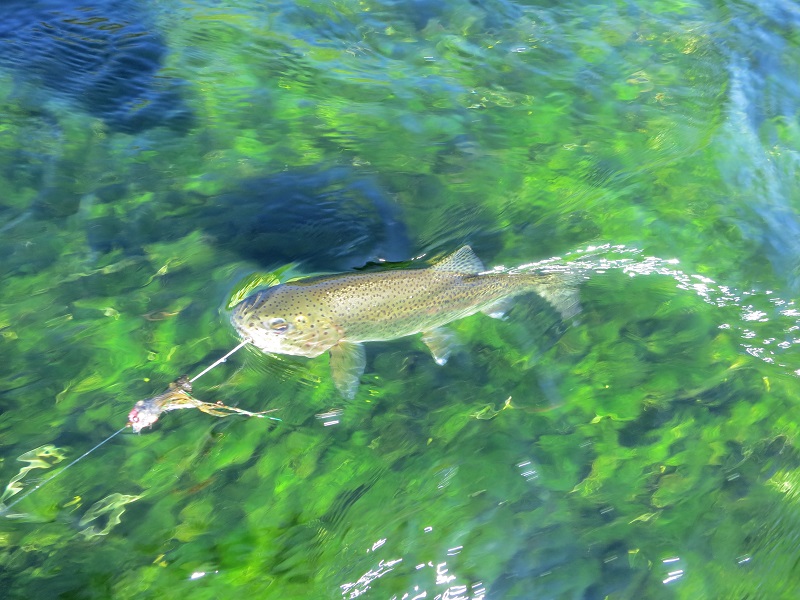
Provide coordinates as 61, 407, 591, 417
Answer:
231, 246, 579, 398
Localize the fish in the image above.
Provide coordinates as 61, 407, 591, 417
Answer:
230, 246, 581, 398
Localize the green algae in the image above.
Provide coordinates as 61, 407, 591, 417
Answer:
1, 0, 800, 598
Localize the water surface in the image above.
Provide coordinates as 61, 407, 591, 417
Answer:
2, 1, 800, 598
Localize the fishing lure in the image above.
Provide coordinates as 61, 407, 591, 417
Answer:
127, 375, 277, 433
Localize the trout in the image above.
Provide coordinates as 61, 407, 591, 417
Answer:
230, 246, 580, 398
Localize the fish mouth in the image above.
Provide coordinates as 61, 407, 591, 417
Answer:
245, 326, 329, 357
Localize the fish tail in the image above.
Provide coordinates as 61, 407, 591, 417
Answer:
526, 272, 583, 320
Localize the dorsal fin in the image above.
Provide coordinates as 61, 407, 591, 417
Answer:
431, 246, 485, 274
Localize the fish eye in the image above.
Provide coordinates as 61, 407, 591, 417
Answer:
269, 317, 289, 333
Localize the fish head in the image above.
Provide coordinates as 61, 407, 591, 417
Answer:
230, 286, 340, 358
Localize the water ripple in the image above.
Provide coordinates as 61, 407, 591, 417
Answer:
510, 244, 800, 374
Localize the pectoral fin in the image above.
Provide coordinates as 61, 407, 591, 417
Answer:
329, 341, 366, 399
422, 327, 458, 365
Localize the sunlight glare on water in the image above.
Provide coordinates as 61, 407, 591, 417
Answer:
340, 530, 487, 600
513, 244, 800, 374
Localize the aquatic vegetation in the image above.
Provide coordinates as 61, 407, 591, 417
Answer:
0, 446, 66, 511
1, 0, 800, 598
79, 493, 141, 539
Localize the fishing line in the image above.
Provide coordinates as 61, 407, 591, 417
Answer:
0, 425, 127, 517
189, 339, 250, 383
0, 339, 252, 517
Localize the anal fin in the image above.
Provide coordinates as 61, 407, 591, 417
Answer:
329, 341, 366, 399
422, 327, 458, 365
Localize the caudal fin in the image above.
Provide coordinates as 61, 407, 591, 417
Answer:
530, 273, 583, 320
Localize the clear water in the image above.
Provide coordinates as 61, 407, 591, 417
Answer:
2, 0, 800, 598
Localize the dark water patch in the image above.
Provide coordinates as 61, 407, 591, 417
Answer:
0, 0, 194, 134
84, 166, 411, 272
